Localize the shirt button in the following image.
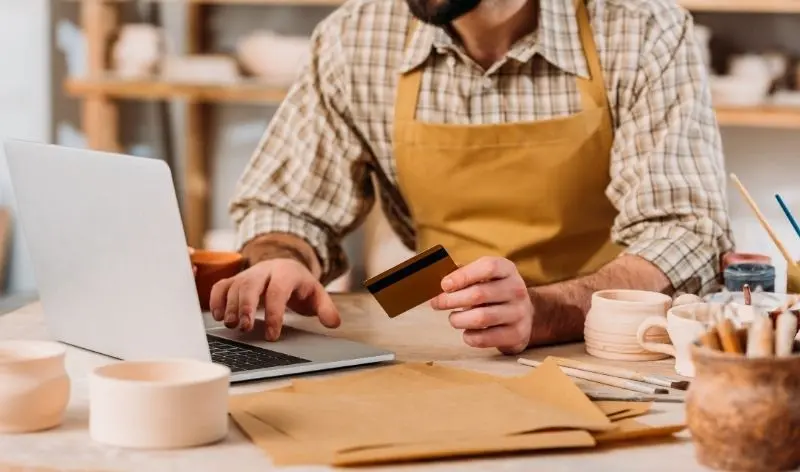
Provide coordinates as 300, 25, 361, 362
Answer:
482, 77, 493, 89
445, 56, 456, 69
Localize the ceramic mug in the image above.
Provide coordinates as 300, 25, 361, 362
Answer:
0, 340, 71, 433
584, 289, 673, 361
636, 302, 756, 377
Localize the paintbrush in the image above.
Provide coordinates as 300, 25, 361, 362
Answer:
730, 173, 795, 265
776, 193, 800, 241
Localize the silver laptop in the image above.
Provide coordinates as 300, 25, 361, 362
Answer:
4, 140, 395, 382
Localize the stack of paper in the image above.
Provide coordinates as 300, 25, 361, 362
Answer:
229, 358, 684, 466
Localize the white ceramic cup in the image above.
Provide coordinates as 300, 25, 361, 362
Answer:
636, 302, 755, 377
89, 359, 230, 449
0, 340, 71, 433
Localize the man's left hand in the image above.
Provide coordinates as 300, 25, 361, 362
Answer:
430, 257, 533, 355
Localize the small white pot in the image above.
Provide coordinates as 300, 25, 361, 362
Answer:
89, 359, 230, 449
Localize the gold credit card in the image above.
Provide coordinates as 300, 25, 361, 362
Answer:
363, 245, 459, 318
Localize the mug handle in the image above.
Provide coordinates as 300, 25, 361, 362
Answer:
636, 316, 676, 357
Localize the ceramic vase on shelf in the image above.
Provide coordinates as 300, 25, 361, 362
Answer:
0, 341, 71, 433
236, 30, 311, 86
111, 23, 165, 79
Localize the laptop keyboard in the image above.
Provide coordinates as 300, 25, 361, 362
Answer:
207, 335, 310, 373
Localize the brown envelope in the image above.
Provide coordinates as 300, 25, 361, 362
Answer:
593, 418, 686, 443
331, 431, 596, 467
594, 401, 653, 421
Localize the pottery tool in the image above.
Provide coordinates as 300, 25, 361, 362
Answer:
775, 311, 798, 357
585, 393, 685, 403
743, 284, 752, 306
699, 330, 723, 351
730, 173, 794, 264
545, 357, 690, 390
517, 359, 669, 395
775, 193, 800, 240
363, 245, 458, 318
717, 318, 744, 354
746, 315, 774, 358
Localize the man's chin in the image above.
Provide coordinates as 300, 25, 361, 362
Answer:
405, 0, 482, 26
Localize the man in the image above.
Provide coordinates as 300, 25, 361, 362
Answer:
210, 0, 734, 354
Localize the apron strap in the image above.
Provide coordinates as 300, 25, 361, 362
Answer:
574, 0, 608, 110
394, 18, 423, 123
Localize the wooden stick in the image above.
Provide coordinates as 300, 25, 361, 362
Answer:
699, 330, 723, 351
545, 357, 690, 390
717, 318, 744, 354
743, 284, 752, 306
517, 359, 669, 395
775, 311, 797, 357
730, 173, 795, 264
746, 315, 774, 358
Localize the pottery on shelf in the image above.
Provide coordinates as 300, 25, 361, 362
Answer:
0, 340, 70, 433
236, 30, 310, 86
161, 55, 240, 85
687, 341, 800, 471
112, 23, 165, 79
584, 289, 673, 361
191, 250, 244, 311
89, 359, 230, 449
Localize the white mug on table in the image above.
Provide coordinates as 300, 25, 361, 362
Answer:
637, 302, 756, 377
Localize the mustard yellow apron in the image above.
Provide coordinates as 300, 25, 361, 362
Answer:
393, 0, 622, 286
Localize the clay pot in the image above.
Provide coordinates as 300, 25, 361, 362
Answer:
89, 359, 230, 449
687, 341, 800, 471
112, 24, 164, 79
236, 30, 310, 85
584, 289, 672, 361
0, 341, 70, 433
191, 250, 244, 310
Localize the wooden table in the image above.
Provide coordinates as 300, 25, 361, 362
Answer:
0, 293, 708, 471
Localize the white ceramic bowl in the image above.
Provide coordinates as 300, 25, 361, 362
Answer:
236, 31, 310, 86
710, 74, 771, 107
89, 359, 230, 449
0, 340, 70, 433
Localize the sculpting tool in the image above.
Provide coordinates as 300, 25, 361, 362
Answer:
545, 357, 690, 390
517, 359, 669, 395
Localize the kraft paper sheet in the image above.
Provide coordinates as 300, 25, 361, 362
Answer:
230, 359, 682, 466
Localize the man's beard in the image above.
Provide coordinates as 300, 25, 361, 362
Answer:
405, 0, 483, 26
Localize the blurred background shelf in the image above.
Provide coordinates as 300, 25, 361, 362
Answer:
679, 0, 800, 13
715, 106, 800, 129
61, 0, 800, 11
65, 77, 800, 130
65, 77, 288, 104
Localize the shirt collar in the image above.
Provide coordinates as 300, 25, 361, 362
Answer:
399, 0, 590, 78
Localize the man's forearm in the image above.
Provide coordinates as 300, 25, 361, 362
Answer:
527, 255, 672, 346
240, 232, 322, 279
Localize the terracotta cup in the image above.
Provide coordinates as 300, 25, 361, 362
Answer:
89, 359, 230, 449
584, 289, 673, 361
0, 340, 71, 433
191, 250, 244, 310
687, 340, 800, 471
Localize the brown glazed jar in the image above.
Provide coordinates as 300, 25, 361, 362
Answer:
686, 342, 800, 471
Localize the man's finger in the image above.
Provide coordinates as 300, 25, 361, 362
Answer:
432, 279, 519, 310
448, 305, 518, 330
224, 280, 242, 328
309, 283, 341, 329
236, 279, 266, 332
462, 323, 527, 350
263, 281, 292, 341
441, 257, 515, 292
209, 277, 234, 321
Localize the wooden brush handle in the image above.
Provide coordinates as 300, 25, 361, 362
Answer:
717, 319, 744, 354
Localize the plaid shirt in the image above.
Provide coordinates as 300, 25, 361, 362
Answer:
230, 0, 734, 294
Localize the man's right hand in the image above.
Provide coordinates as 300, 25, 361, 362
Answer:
208, 259, 341, 341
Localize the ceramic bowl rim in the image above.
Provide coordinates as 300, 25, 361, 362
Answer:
190, 250, 243, 267
592, 289, 672, 305
92, 359, 230, 387
0, 340, 66, 364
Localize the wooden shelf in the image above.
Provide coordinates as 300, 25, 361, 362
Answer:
679, 0, 800, 13
62, 0, 345, 5
65, 77, 288, 104
715, 106, 800, 129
